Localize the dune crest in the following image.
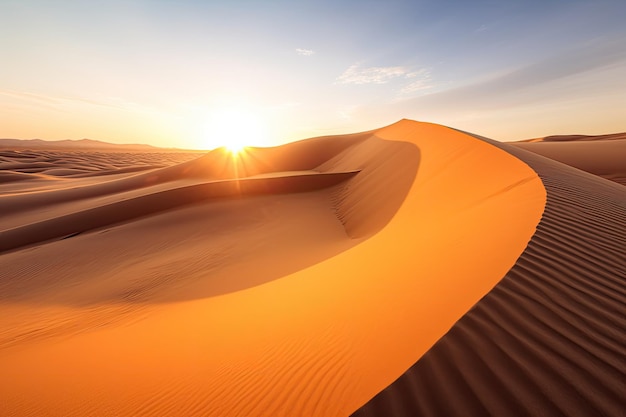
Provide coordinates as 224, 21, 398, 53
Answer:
0, 120, 546, 416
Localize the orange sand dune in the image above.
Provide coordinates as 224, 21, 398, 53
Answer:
353, 133, 626, 417
1, 120, 621, 416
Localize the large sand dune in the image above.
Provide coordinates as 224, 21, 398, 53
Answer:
352, 133, 626, 417
0, 120, 623, 416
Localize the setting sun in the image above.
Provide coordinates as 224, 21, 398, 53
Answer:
203, 107, 269, 152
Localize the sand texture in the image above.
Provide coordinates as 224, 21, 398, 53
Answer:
352, 136, 626, 417
1, 120, 623, 416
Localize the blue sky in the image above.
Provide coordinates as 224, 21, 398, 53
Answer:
1, 0, 625, 148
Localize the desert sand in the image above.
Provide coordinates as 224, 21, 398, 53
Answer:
0, 120, 623, 416
512, 132, 626, 186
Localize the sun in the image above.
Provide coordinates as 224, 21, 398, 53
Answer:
225, 142, 245, 155
203, 107, 269, 153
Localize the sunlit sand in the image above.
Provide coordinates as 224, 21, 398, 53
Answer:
0, 120, 623, 417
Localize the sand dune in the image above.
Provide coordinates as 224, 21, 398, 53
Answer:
512, 135, 626, 185
0, 137, 188, 151
0, 120, 623, 416
519, 132, 626, 142
0, 170, 358, 254
352, 136, 626, 417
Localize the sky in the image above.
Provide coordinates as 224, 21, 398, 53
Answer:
1, 0, 625, 149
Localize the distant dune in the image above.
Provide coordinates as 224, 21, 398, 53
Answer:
0, 137, 201, 152
0, 120, 623, 416
512, 133, 626, 185
0, 148, 201, 185
518, 132, 626, 142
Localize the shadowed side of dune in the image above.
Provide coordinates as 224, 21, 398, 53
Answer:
0, 128, 418, 310
0, 171, 358, 254
0, 171, 44, 184
352, 142, 626, 417
318, 135, 420, 238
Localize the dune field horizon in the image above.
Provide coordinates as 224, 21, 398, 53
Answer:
0, 119, 624, 416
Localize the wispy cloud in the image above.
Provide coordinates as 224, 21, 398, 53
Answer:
0, 89, 61, 104
404, 37, 626, 111
0, 89, 164, 115
336, 63, 436, 96
0, 89, 118, 109
399, 69, 434, 95
296, 48, 315, 56
344, 37, 626, 109
336, 64, 408, 85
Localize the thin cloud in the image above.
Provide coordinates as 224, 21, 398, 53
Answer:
336, 64, 436, 95
404, 37, 626, 111
400, 69, 434, 95
376, 36, 626, 133
296, 48, 315, 56
336, 64, 408, 85
400, 79, 433, 95
0, 89, 162, 115
0, 89, 61, 104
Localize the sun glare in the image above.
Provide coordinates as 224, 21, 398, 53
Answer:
203, 107, 269, 153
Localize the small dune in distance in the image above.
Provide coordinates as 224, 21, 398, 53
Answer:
0, 120, 624, 417
0, 137, 203, 152
512, 133, 626, 186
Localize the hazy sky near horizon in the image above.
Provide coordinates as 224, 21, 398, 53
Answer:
1, 0, 625, 149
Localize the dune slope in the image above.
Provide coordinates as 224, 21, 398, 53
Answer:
352, 137, 626, 417
0, 121, 547, 416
